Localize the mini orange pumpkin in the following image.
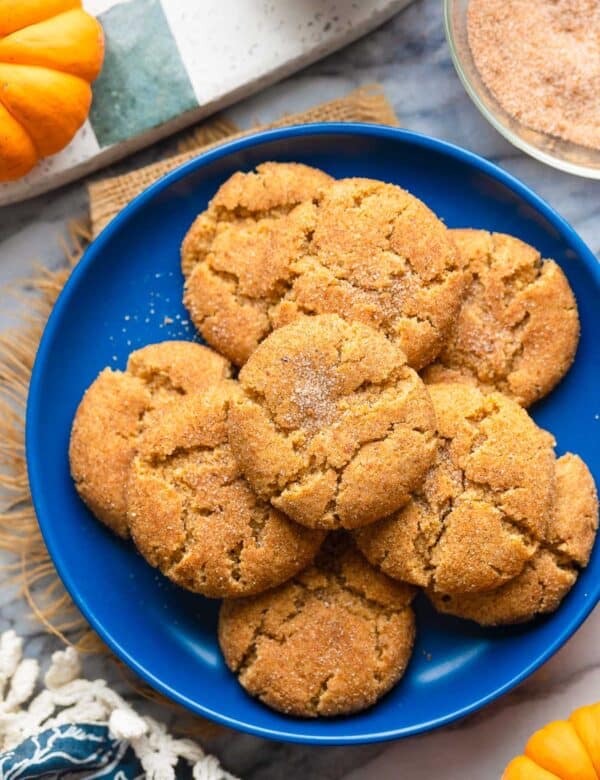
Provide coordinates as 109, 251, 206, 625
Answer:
503, 702, 600, 780
0, 0, 104, 181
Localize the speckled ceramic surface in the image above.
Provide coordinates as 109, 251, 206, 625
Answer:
0, 0, 412, 206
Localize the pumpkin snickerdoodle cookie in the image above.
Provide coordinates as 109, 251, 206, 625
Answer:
69, 341, 231, 538
128, 382, 325, 598
354, 383, 556, 594
182, 162, 334, 365
218, 536, 416, 717
181, 161, 333, 278
422, 229, 579, 407
429, 453, 598, 625
184, 175, 465, 369
270, 177, 465, 370
227, 314, 437, 531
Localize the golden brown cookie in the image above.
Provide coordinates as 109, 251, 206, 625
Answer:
228, 314, 437, 530
546, 453, 598, 567
354, 383, 556, 594
272, 177, 465, 370
181, 161, 333, 278
69, 341, 231, 538
422, 229, 579, 407
185, 175, 464, 369
182, 162, 334, 364
218, 536, 416, 717
429, 453, 598, 625
128, 382, 325, 598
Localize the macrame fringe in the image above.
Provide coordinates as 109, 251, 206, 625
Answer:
0, 630, 237, 779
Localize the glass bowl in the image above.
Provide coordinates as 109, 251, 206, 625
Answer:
444, 0, 600, 179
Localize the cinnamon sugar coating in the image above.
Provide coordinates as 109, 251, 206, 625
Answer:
128, 382, 325, 598
468, 0, 600, 150
271, 178, 465, 370
69, 342, 231, 538
228, 314, 437, 530
354, 383, 556, 594
429, 453, 598, 625
422, 230, 579, 407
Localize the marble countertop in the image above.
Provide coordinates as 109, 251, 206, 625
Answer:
1, 0, 599, 777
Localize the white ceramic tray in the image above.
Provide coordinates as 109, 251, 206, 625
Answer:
0, 0, 412, 206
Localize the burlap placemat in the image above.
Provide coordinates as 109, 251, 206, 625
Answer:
0, 85, 398, 733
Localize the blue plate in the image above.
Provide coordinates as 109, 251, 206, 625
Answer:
27, 124, 600, 745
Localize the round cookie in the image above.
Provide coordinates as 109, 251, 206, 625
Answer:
182, 162, 333, 365
546, 453, 598, 567
185, 176, 464, 369
228, 314, 437, 530
127, 382, 325, 598
271, 177, 465, 370
218, 536, 416, 717
354, 383, 556, 594
422, 229, 580, 407
69, 341, 231, 537
428, 453, 598, 625
181, 161, 333, 278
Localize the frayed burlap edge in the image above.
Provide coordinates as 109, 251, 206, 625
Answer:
0, 222, 96, 650
0, 222, 227, 739
0, 85, 398, 737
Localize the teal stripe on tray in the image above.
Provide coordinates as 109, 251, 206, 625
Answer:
89, 0, 198, 148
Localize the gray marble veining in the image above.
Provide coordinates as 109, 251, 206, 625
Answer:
1, 1, 599, 777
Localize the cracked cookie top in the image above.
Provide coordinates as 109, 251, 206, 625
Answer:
428, 453, 598, 625
354, 383, 556, 594
184, 174, 464, 369
422, 229, 580, 407
182, 162, 334, 365
218, 535, 416, 717
271, 177, 465, 370
227, 314, 437, 530
127, 381, 325, 598
69, 341, 231, 538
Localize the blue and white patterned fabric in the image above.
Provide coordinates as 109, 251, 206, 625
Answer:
0, 632, 234, 780
0, 723, 144, 779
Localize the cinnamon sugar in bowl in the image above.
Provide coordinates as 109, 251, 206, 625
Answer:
444, 0, 600, 178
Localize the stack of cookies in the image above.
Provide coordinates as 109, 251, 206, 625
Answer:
70, 163, 598, 719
